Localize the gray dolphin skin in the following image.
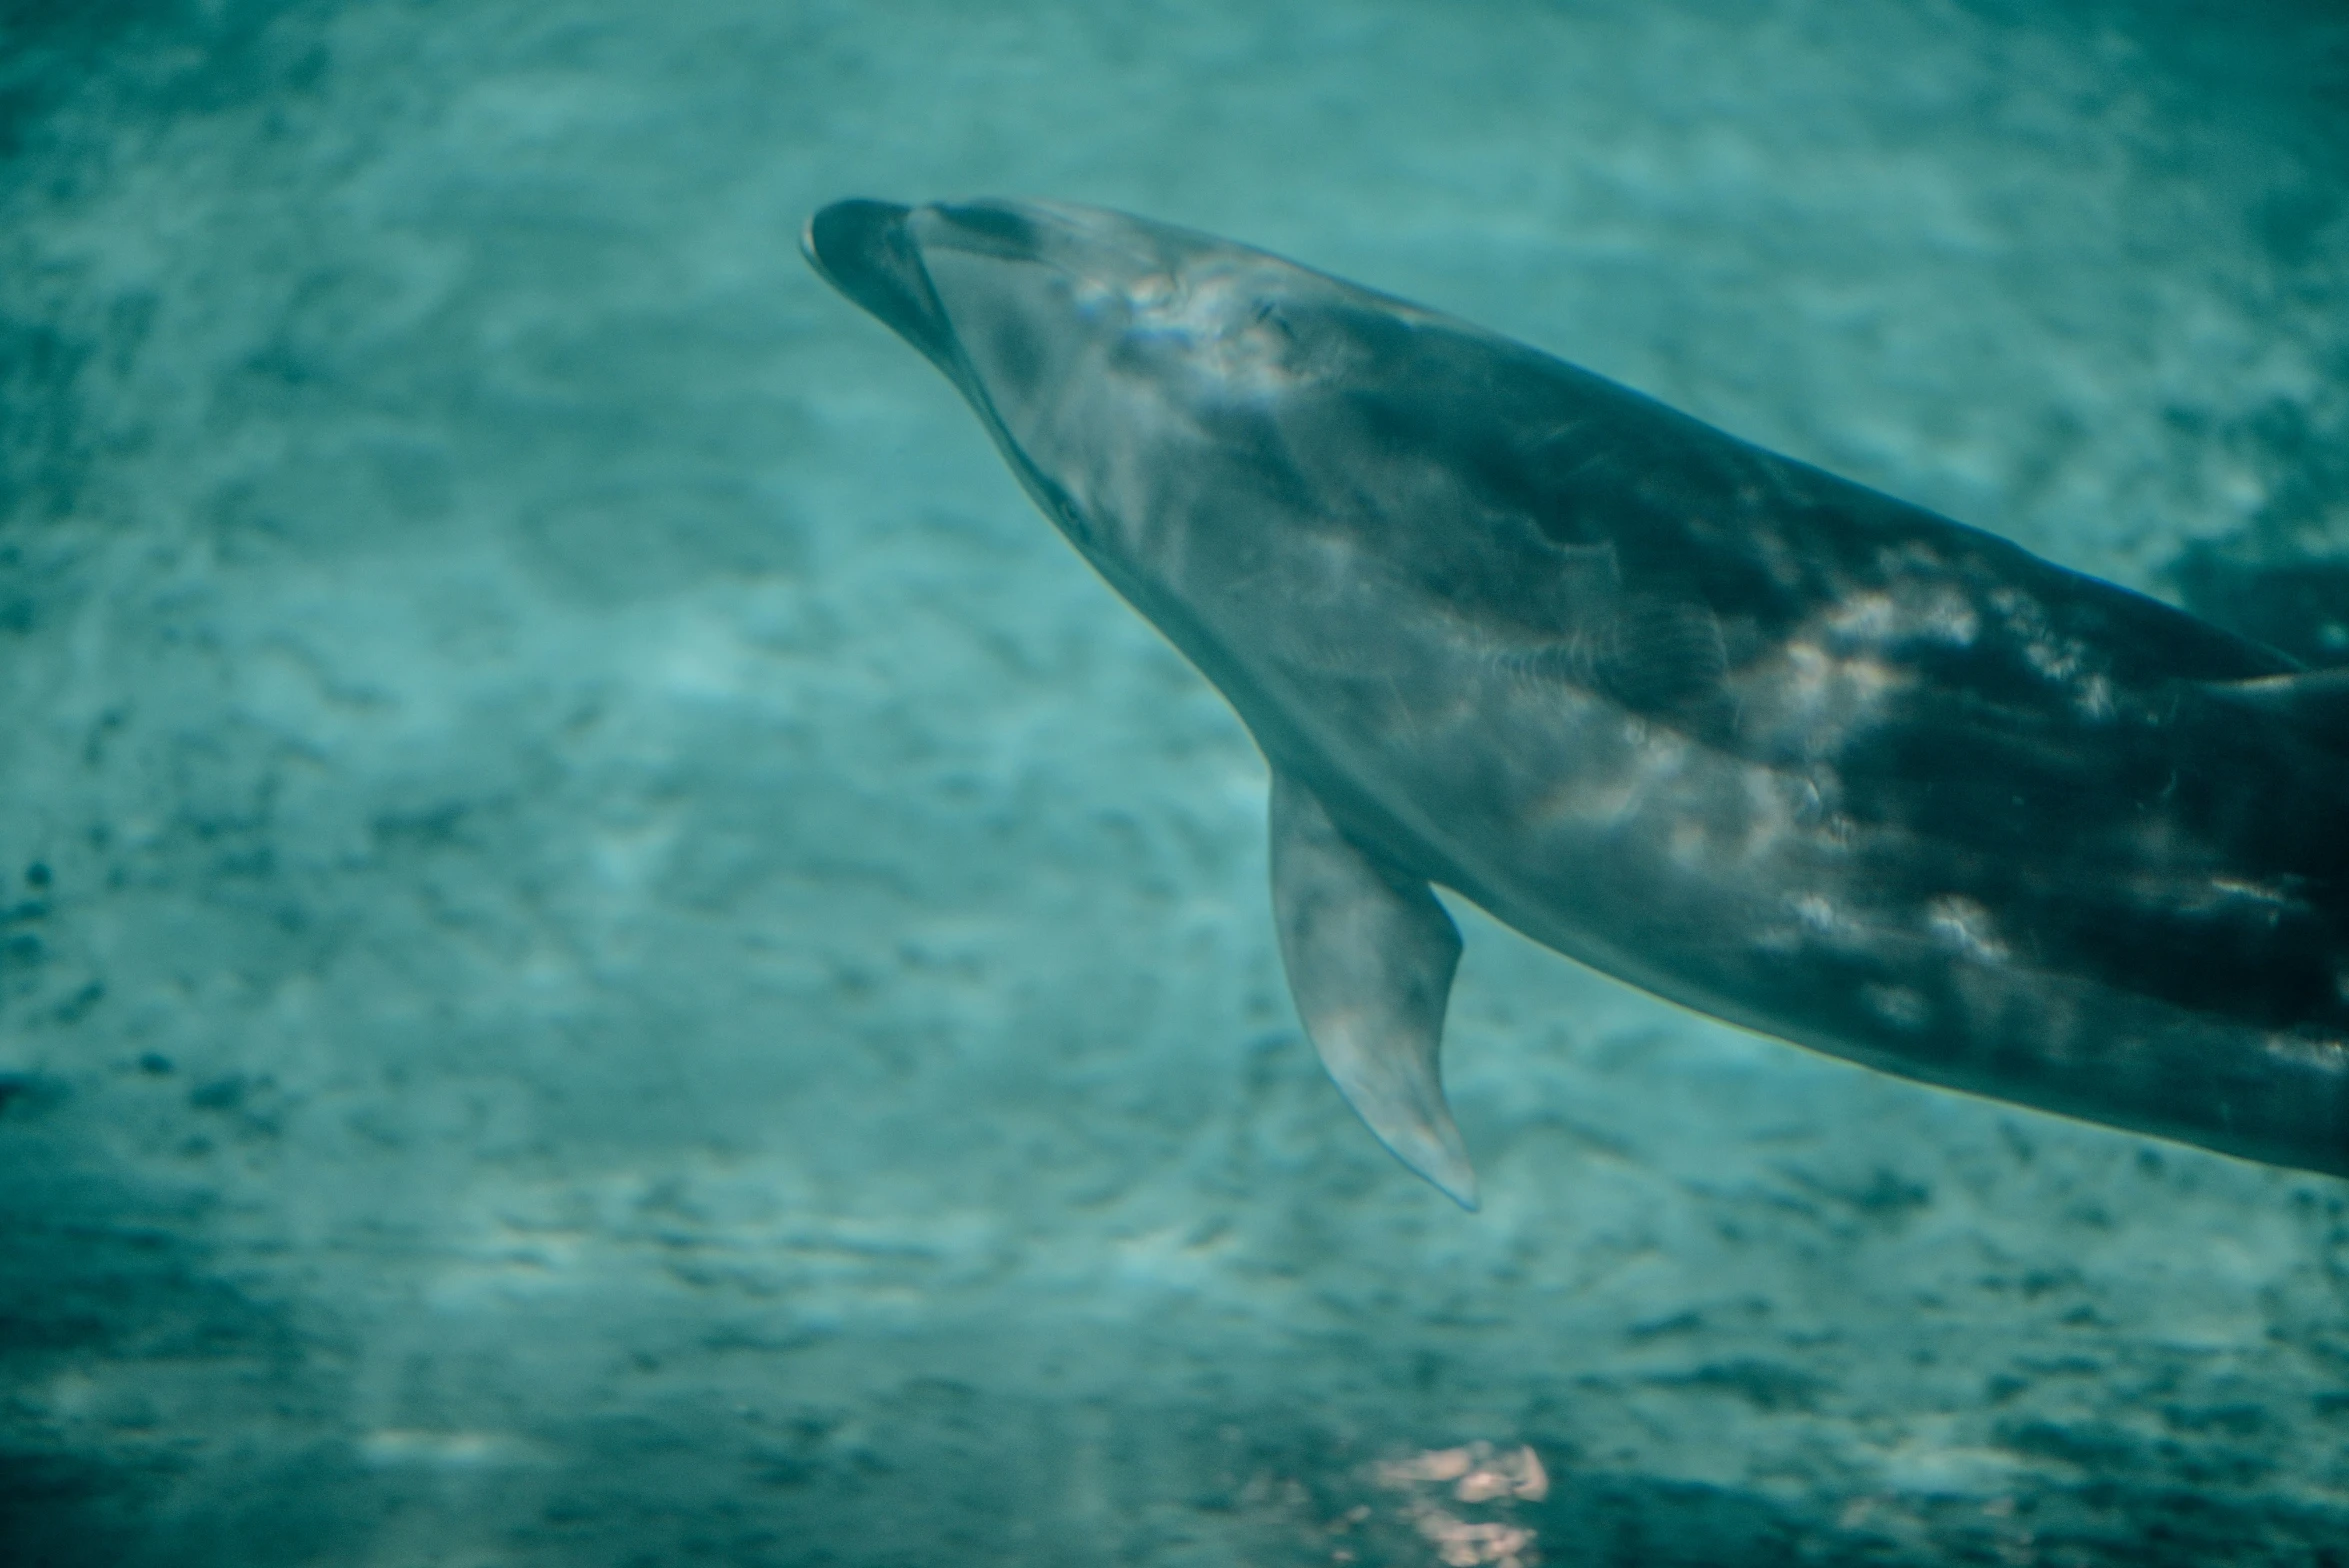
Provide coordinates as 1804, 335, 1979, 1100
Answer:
803, 196, 2349, 1209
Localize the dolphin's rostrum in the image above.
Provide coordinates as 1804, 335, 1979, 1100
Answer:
805, 196, 2349, 1207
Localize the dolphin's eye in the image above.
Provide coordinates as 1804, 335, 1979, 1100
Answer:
1252, 301, 1299, 342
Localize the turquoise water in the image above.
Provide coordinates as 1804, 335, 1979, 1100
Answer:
3, 3, 2348, 1563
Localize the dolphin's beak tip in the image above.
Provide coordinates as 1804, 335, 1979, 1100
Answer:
802, 198, 966, 374
802, 198, 913, 287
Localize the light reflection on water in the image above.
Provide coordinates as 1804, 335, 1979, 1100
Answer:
1371, 1442, 1547, 1568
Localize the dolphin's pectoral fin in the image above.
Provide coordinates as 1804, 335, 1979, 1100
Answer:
1268, 769, 1477, 1209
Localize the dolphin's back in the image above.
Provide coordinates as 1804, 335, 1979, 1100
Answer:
1307, 309, 2294, 691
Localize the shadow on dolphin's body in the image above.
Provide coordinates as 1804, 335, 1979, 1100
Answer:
805, 196, 2349, 1209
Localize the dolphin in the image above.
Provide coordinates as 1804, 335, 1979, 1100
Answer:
803, 196, 2349, 1209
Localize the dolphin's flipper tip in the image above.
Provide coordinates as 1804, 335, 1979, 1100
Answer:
1312, 1044, 1482, 1208
1395, 1119, 1480, 1212
1324, 1032, 1465, 1211
1268, 770, 1480, 1211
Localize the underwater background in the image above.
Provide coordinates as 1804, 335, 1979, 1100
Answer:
3, 1, 2348, 1563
